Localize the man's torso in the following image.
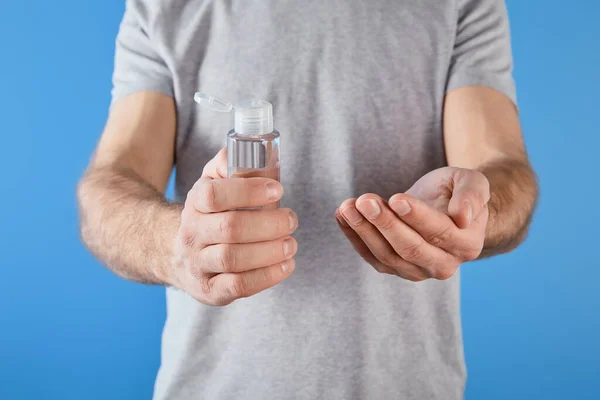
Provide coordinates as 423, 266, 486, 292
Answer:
141, 1, 465, 398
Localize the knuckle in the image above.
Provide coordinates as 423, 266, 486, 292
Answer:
198, 275, 214, 297
377, 216, 396, 232
228, 275, 249, 299
199, 180, 218, 211
406, 213, 425, 227
273, 209, 293, 235
398, 241, 426, 262
179, 224, 196, 250
217, 245, 237, 272
219, 214, 240, 241
188, 261, 203, 282
427, 225, 454, 247
277, 212, 287, 233
260, 267, 276, 286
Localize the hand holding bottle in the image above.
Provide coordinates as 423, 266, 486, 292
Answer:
169, 149, 298, 306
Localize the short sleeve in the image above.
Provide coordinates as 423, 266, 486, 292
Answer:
446, 0, 517, 105
111, 1, 173, 106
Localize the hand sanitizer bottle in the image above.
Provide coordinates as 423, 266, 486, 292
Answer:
194, 93, 281, 208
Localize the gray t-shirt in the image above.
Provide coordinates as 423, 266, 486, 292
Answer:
111, 1, 516, 399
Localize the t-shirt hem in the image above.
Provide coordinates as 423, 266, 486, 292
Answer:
446, 70, 517, 107
110, 82, 174, 109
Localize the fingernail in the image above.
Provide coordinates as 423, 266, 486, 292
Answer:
336, 213, 349, 228
283, 238, 295, 257
360, 199, 381, 220
465, 201, 473, 225
341, 206, 363, 226
218, 165, 228, 177
288, 211, 297, 230
266, 182, 281, 202
281, 261, 293, 273
390, 199, 411, 216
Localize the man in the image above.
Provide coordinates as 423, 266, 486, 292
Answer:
77, 0, 538, 399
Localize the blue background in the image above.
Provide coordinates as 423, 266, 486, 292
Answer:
1, 0, 598, 399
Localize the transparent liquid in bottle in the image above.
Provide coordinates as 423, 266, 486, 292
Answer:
227, 129, 280, 209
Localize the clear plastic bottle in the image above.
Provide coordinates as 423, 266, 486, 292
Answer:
194, 94, 281, 209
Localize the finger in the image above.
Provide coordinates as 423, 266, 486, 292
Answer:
209, 259, 296, 305
201, 147, 228, 179
334, 210, 396, 275
338, 199, 430, 281
336, 210, 426, 281
389, 193, 464, 249
448, 169, 490, 229
355, 195, 459, 280
199, 237, 297, 273
195, 208, 298, 244
339, 198, 399, 265
389, 193, 487, 263
189, 177, 283, 212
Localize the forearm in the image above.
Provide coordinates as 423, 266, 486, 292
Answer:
477, 158, 539, 258
77, 164, 181, 285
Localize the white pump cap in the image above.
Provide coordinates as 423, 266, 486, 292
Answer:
194, 93, 274, 135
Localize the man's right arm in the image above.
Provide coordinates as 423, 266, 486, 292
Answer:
77, 91, 180, 285
77, 91, 298, 305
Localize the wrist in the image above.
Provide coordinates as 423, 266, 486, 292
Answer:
152, 252, 177, 287
150, 202, 184, 287
478, 160, 538, 257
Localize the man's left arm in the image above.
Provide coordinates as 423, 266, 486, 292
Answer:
335, 85, 538, 281
444, 85, 538, 258
336, 0, 538, 281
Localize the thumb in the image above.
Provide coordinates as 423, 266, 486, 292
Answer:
448, 169, 490, 229
201, 147, 228, 179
